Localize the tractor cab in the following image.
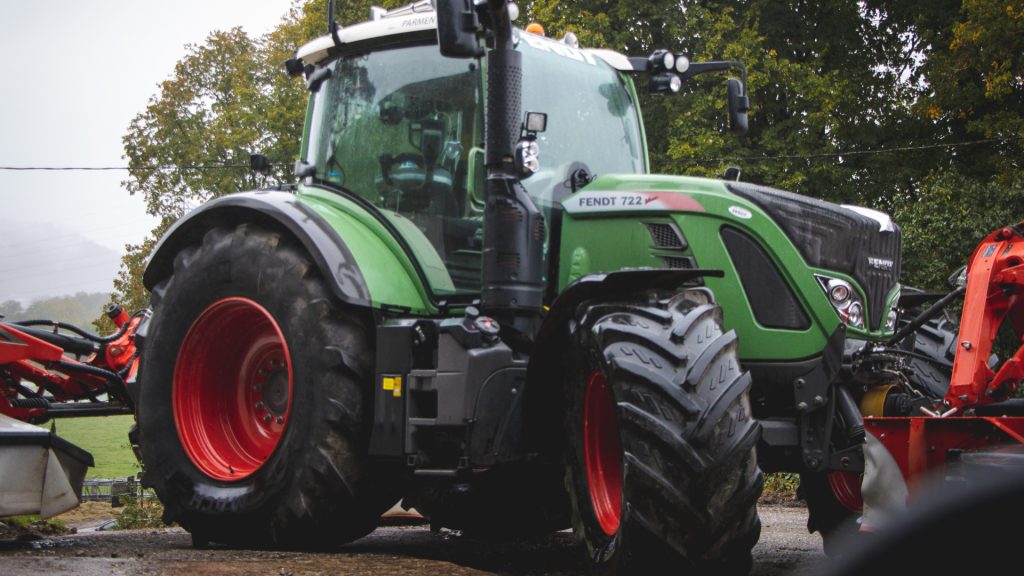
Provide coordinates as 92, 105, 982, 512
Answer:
294, 7, 646, 299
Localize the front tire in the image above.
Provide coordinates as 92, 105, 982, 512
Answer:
565, 289, 763, 574
803, 306, 961, 557
138, 223, 396, 548
799, 471, 862, 557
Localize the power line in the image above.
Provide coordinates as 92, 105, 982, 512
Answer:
680, 137, 1019, 164
0, 137, 1019, 171
0, 163, 285, 171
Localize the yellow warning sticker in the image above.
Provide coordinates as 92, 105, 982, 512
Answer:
382, 375, 402, 397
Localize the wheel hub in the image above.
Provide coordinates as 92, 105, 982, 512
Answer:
173, 297, 293, 481
261, 362, 290, 416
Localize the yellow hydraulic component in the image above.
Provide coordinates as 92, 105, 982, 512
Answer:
860, 384, 897, 417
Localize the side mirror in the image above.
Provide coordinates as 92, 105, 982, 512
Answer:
250, 153, 271, 175
434, 0, 483, 58
727, 78, 749, 134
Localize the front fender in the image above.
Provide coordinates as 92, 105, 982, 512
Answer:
143, 190, 372, 308
523, 268, 723, 451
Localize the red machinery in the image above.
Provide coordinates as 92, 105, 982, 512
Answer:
864, 221, 1024, 503
0, 304, 144, 424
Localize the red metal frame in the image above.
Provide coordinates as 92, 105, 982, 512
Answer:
946, 223, 1024, 411
865, 416, 1024, 498
0, 307, 142, 423
855, 222, 1024, 502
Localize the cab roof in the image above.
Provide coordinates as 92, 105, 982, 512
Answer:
294, 1, 637, 72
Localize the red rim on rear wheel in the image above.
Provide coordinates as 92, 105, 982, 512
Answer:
828, 471, 864, 512
584, 369, 623, 536
173, 297, 293, 481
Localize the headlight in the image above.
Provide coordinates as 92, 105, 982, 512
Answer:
816, 275, 864, 329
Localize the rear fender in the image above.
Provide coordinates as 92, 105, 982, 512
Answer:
143, 191, 372, 308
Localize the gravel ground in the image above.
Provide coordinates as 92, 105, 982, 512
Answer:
0, 503, 826, 576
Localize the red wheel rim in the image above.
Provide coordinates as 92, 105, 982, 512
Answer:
584, 370, 623, 536
828, 471, 864, 512
173, 297, 293, 481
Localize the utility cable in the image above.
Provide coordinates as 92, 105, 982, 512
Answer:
0, 162, 291, 171
679, 137, 1020, 165
0, 137, 1020, 171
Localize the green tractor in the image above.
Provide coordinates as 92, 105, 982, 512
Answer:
133, 0, 918, 572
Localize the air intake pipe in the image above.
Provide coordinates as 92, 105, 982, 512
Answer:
479, 0, 545, 340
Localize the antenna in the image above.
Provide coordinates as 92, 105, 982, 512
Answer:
327, 0, 342, 47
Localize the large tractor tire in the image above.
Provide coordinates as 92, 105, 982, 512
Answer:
565, 289, 763, 575
898, 310, 958, 398
137, 223, 398, 549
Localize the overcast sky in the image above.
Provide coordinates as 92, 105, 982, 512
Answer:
0, 0, 296, 304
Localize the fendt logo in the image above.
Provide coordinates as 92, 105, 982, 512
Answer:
867, 257, 895, 271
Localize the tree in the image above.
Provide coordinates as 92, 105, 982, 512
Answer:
0, 300, 24, 319
109, 0, 406, 316
895, 171, 1024, 290
112, 1, 1021, 314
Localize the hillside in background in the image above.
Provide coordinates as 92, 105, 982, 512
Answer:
0, 291, 111, 328
0, 219, 122, 304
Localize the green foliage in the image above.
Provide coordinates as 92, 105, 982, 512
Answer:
894, 171, 1024, 291
0, 515, 69, 536
763, 472, 800, 497
114, 496, 167, 530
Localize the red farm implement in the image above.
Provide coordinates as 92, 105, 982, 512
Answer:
0, 304, 144, 424
850, 222, 1024, 528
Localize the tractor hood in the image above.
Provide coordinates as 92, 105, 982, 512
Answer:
556, 174, 901, 359
726, 181, 901, 332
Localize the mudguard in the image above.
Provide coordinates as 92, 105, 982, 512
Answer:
143, 190, 372, 308
523, 268, 722, 449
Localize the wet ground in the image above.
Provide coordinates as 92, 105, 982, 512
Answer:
1, 504, 826, 575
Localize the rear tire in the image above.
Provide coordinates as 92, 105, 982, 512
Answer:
565, 289, 763, 574
138, 223, 397, 549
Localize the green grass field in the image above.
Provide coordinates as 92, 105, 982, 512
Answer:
50, 414, 141, 479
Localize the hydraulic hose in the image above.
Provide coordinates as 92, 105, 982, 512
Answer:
886, 286, 965, 347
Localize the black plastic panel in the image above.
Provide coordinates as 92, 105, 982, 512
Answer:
722, 226, 811, 330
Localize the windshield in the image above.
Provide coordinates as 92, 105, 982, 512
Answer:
518, 34, 646, 214
306, 43, 485, 296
